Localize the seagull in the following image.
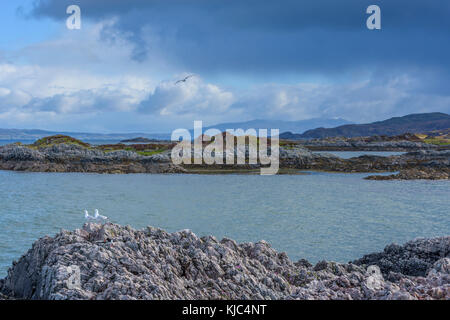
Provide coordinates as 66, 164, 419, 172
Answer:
94, 209, 108, 220
175, 75, 194, 85
84, 209, 95, 221
84, 209, 108, 222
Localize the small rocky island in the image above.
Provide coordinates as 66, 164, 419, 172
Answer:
120, 137, 165, 143
0, 223, 448, 300
0, 135, 183, 174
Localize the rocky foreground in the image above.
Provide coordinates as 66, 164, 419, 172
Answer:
0, 223, 448, 300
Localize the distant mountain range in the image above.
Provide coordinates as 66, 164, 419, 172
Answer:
0, 118, 351, 141
280, 113, 450, 139
191, 118, 352, 136
2, 113, 448, 142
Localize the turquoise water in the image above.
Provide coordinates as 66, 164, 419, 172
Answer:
314, 151, 405, 159
0, 170, 449, 277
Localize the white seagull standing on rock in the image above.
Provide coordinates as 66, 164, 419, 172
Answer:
84, 209, 108, 222
84, 209, 95, 221
94, 209, 108, 221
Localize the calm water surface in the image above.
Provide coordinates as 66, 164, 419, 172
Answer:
0, 170, 448, 277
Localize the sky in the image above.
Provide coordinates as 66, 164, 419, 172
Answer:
0, 0, 449, 133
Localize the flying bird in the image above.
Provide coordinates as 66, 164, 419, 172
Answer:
175, 75, 194, 85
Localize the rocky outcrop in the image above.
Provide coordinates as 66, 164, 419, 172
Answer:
300, 137, 438, 151
0, 144, 185, 174
172, 144, 450, 174
365, 168, 450, 180
353, 237, 450, 277
0, 223, 448, 300
120, 137, 154, 143
311, 150, 450, 173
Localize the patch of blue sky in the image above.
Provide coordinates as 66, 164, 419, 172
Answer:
0, 1, 59, 51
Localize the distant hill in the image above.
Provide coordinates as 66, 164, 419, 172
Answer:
191, 118, 352, 137
120, 137, 165, 143
281, 113, 450, 139
7, 113, 446, 142
0, 118, 350, 142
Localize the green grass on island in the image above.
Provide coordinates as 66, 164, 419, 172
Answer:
32, 135, 91, 148
25, 135, 171, 156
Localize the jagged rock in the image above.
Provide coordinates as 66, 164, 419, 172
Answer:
300, 136, 438, 151
0, 144, 185, 174
353, 237, 450, 276
365, 167, 450, 180
0, 224, 448, 300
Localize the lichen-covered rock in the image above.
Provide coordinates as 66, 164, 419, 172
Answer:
0, 224, 448, 300
365, 167, 450, 180
0, 144, 185, 174
300, 135, 438, 151
353, 237, 450, 276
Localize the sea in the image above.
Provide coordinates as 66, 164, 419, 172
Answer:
0, 169, 448, 277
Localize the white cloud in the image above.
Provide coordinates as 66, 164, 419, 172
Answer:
138, 75, 235, 116
1, 59, 449, 131
0, 58, 239, 131
226, 74, 450, 123
0, 18, 241, 129
0, 17, 449, 132
0, 62, 151, 112
0, 87, 32, 111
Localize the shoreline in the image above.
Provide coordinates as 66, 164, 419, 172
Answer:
0, 223, 448, 300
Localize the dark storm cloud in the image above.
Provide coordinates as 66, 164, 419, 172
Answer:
29, 0, 450, 30
27, 0, 450, 75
